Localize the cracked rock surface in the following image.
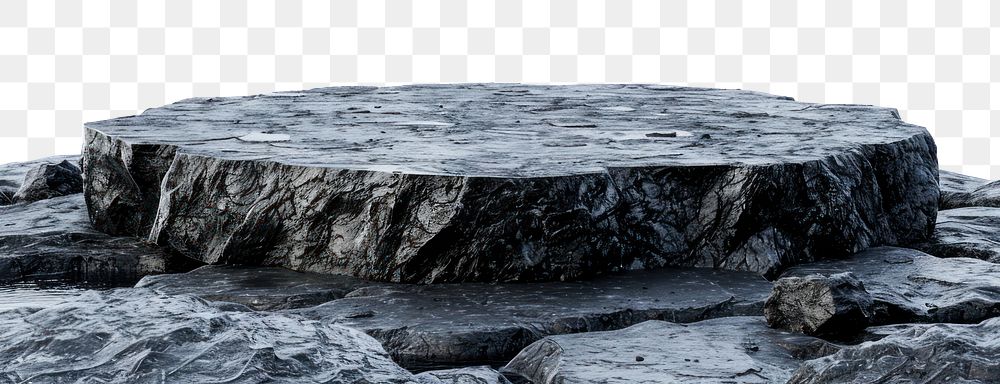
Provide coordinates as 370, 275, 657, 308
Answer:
939, 170, 989, 209
788, 317, 1000, 384
290, 268, 771, 370
136, 265, 376, 310
764, 273, 875, 339
0, 289, 421, 384
780, 247, 1000, 326
501, 317, 839, 384
914, 207, 1000, 263
83, 84, 938, 282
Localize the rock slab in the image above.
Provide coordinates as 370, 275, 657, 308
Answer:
83, 84, 939, 282
502, 317, 838, 384
915, 207, 1000, 263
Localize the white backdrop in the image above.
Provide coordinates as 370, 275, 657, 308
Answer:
0, 0, 996, 177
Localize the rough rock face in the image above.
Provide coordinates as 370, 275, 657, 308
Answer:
914, 207, 1000, 263
0, 289, 420, 384
780, 247, 1000, 325
415, 367, 512, 384
136, 265, 376, 310
788, 317, 1000, 384
291, 268, 771, 370
764, 273, 875, 339
0, 194, 198, 286
83, 84, 938, 282
12, 159, 83, 203
502, 317, 839, 384
0, 155, 78, 205
939, 170, 988, 209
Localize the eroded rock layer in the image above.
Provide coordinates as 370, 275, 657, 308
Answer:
915, 207, 1000, 263
83, 84, 939, 282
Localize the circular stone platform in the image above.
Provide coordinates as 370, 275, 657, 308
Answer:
82, 84, 939, 283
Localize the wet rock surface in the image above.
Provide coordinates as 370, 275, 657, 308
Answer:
938, 170, 988, 209
415, 367, 512, 384
12, 160, 82, 203
0, 289, 421, 384
788, 317, 1000, 384
780, 247, 1000, 326
764, 273, 875, 339
136, 265, 376, 310
83, 84, 938, 282
501, 317, 839, 384
291, 268, 771, 370
915, 207, 1000, 263
0, 155, 78, 205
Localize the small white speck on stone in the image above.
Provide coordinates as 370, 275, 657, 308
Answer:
238, 132, 291, 142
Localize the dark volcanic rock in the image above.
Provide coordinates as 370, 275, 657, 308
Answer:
83, 84, 938, 282
13, 159, 82, 203
0, 289, 420, 384
136, 265, 376, 310
0, 155, 78, 205
415, 367, 512, 384
501, 317, 839, 384
914, 207, 1000, 263
0, 194, 198, 286
939, 170, 988, 209
291, 268, 771, 370
788, 317, 1000, 384
780, 247, 1000, 326
764, 273, 875, 339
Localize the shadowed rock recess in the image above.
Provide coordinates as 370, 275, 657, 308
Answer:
82, 84, 938, 283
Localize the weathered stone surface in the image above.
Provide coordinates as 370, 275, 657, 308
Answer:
83, 84, 938, 282
415, 367, 512, 384
12, 159, 82, 203
136, 264, 375, 310
788, 317, 1000, 384
764, 272, 875, 339
501, 317, 839, 384
0, 289, 421, 384
939, 170, 988, 209
914, 207, 1000, 263
291, 268, 771, 370
0, 155, 78, 205
0, 194, 198, 286
780, 247, 1000, 325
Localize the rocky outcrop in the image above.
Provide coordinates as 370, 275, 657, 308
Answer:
0, 194, 198, 286
764, 273, 875, 339
0, 289, 421, 383
12, 160, 82, 203
501, 317, 839, 384
83, 84, 938, 283
136, 265, 376, 310
291, 267, 771, 370
939, 170, 988, 209
415, 367, 512, 384
914, 207, 1000, 263
788, 317, 1000, 384
0, 155, 78, 205
780, 247, 1000, 326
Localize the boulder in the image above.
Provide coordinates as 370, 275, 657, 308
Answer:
83, 84, 938, 282
0, 155, 78, 206
136, 265, 376, 310
415, 367, 512, 384
12, 159, 83, 203
788, 317, 1000, 384
291, 267, 772, 370
0, 194, 199, 286
780, 247, 1000, 325
501, 317, 839, 384
0, 289, 421, 383
764, 272, 875, 339
939, 170, 988, 209
914, 207, 1000, 263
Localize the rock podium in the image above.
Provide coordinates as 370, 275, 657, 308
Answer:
82, 84, 939, 283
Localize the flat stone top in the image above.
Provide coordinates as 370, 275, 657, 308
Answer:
87, 84, 926, 177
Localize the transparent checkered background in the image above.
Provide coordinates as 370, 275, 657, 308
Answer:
0, 0, 996, 177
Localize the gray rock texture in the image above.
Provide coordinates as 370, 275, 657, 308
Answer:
82, 84, 939, 283
0, 289, 421, 384
788, 317, 1000, 384
136, 265, 375, 310
501, 317, 839, 384
292, 268, 771, 370
415, 367, 512, 384
0, 155, 78, 205
0, 194, 198, 286
915, 207, 1000, 263
939, 170, 988, 209
12, 159, 82, 203
764, 272, 875, 339
780, 247, 1000, 326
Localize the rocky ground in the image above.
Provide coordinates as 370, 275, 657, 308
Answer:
1, 85, 998, 383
